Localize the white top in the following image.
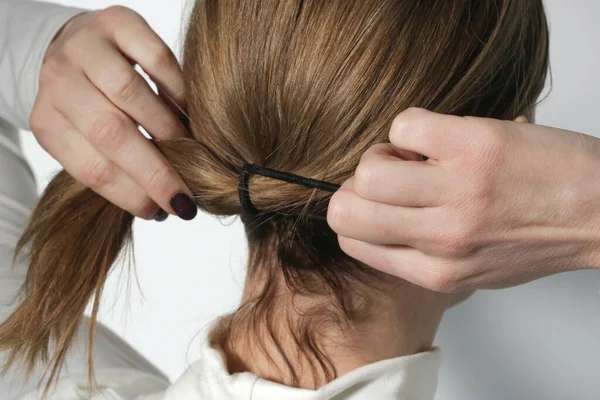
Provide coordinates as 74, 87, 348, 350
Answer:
0, 1, 442, 398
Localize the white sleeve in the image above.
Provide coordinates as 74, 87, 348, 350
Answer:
0, 0, 85, 130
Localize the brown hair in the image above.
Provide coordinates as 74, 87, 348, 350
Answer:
0, 0, 549, 396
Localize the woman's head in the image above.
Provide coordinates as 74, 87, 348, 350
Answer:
0, 0, 549, 395
166, 0, 549, 384
170, 0, 550, 300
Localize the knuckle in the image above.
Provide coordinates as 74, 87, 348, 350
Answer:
89, 113, 128, 150
151, 45, 177, 71
105, 4, 130, 14
154, 113, 182, 138
481, 122, 506, 148
428, 268, 461, 293
467, 120, 507, 161
94, 6, 132, 28
29, 108, 45, 136
390, 108, 426, 143
401, 107, 429, 120
468, 175, 494, 204
81, 158, 116, 190
114, 71, 143, 103
39, 57, 65, 87
61, 33, 85, 57
461, 164, 497, 206
146, 166, 177, 192
390, 114, 408, 142
430, 228, 476, 258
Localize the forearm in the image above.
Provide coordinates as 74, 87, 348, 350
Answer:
0, 0, 85, 130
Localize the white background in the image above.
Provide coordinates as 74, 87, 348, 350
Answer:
20, 1, 600, 399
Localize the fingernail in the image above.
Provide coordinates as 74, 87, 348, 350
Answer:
180, 115, 191, 132
170, 193, 197, 221
153, 208, 169, 222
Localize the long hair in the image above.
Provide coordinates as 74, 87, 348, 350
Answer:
0, 0, 549, 396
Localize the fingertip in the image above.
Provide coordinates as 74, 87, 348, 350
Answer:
170, 192, 198, 221
153, 208, 169, 222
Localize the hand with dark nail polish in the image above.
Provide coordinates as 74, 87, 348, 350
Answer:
171, 193, 198, 221
33, 7, 193, 222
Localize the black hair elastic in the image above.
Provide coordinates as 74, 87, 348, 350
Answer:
238, 163, 341, 219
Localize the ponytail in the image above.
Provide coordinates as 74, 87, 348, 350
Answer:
0, 134, 341, 396
0, 137, 240, 397
0, 169, 134, 397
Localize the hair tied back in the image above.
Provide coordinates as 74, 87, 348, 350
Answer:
238, 164, 340, 220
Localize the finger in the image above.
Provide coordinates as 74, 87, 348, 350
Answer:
77, 36, 189, 140
327, 180, 429, 245
338, 237, 425, 283
355, 143, 448, 206
337, 237, 456, 292
101, 9, 186, 111
51, 68, 195, 218
389, 108, 471, 159
32, 105, 162, 220
363, 142, 425, 162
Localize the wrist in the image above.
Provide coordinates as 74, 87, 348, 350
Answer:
571, 132, 600, 270
580, 214, 600, 271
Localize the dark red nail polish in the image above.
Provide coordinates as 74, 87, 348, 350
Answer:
153, 208, 169, 222
170, 193, 197, 221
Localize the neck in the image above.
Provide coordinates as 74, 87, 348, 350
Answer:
211, 273, 449, 389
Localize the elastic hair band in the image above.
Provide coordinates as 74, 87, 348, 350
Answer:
238, 163, 341, 219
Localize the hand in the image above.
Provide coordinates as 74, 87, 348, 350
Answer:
328, 108, 600, 293
29, 6, 197, 221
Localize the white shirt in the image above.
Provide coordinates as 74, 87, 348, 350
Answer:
0, 1, 442, 398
